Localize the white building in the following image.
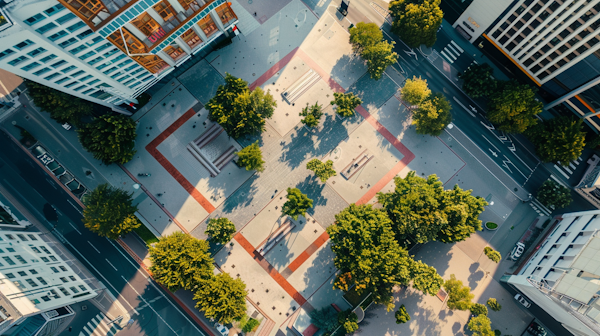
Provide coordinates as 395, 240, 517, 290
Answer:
506, 209, 600, 336
0, 0, 238, 108
0, 230, 97, 336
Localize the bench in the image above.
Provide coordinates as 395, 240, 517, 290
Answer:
282, 69, 321, 104
194, 123, 223, 149
187, 144, 220, 177
257, 219, 295, 256
340, 149, 374, 180
213, 146, 236, 170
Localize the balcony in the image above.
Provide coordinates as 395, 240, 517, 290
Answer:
59, 0, 135, 29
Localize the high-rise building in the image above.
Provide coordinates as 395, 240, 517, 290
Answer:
0, 0, 238, 108
0, 230, 98, 336
504, 209, 600, 336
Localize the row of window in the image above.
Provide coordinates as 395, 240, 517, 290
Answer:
1, 233, 38, 242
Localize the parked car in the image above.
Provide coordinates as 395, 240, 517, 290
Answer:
31, 145, 47, 158
527, 322, 547, 336
59, 172, 74, 185
65, 180, 80, 192
514, 293, 531, 308
51, 164, 66, 177
214, 323, 228, 336
510, 242, 526, 261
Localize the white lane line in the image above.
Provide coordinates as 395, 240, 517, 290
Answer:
68, 222, 82, 235
450, 40, 464, 53
481, 134, 501, 153
105, 259, 118, 271
121, 275, 180, 336
67, 199, 83, 215
562, 165, 573, 174
572, 159, 580, 165
553, 165, 570, 179
569, 162, 576, 170
503, 155, 527, 178
87, 241, 100, 253
452, 96, 475, 117
578, 156, 583, 161
550, 174, 569, 188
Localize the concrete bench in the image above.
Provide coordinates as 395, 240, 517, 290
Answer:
257, 219, 295, 256
340, 149, 374, 180
187, 143, 220, 177
194, 123, 223, 149
282, 69, 321, 104
213, 146, 236, 170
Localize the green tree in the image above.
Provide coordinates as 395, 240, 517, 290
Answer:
487, 81, 543, 134
586, 132, 600, 149
525, 116, 586, 164
411, 260, 444, 296
207, 73, 276, 138
309, 307, 339, 332
468, 315, 494, 336
470, 303, 488, 316
25, 80, 92, 126
282, 188, 313, 220
299, 102, 324, 127
338, 310, 359, 334
486, 298, 502, 312
444, 274, 473, 310
484, 247, 501, 263
395, 305, 411, 324
458, 64, 497, 98
401, 76, 431, 106
77, 114, 137, 164
306, 159, 337, 182
378, 171, 487, 244
205, 218, 236, 244
363, 40, 398, 80
331, 92, 362, 117
82, 184, 141, 239
149, 232, 214, 292
327, 204, 413, 308
536, 180, 572, 210
194, 272, 247, 324
389, 0, 443, 48
236, 141, 265, 172
349, 22, 383, 55
412, 92, 452, 136
242, 318, 260, 333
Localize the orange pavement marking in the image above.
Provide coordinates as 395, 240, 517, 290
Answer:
145, 108, 216, 214
249, 47, 300, 91
233, 233, 307, 306
286, 231, 329, 273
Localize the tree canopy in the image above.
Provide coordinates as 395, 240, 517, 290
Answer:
484, 247, 501, 263
25, 80, 92, 126
282, 188, 313, 220
487, 298, 501, 311
331, 92, 362, 117
395, 305, 410, 324
444, 274, 473, 310
470, 303, 488, 316
413, 92, 452, 136
149, 232, 214, 292
207, 73, 276, 138
349, 22, 383, 55
389, 0, 443, 48
349, 22, 397, 80
401, 76, 431, 106
487, 81, 542, 134
525, 116, 586, 164
377, 171, 487, 245
468, 315, 494, 336
306, 159, 337, 182
410, 260, 444, 296
299, 102, 324, 127
82, 184, 140, 239
236, 141, 265, 172
536, 180, 572, 210
78, 114, 137, 164
459, 64, 497, 98
193, 272, 247, 324
338, 310, 359, 334
205, 218, 236, 244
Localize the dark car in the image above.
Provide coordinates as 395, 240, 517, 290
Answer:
527, 322, 547, 336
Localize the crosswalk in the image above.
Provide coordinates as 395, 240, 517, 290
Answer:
554, 156, 583, 179
529, 197, 552, 217
439, 40, 464, 64
78, 313, 119, 336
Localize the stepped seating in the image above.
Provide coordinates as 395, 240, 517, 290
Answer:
194, 123, 222, 148
282, 69, 321, 104
213, 146, 236, 170
257, 219, 295, 256
187, 144, 220, 177
186, 123, 237, 177
340, 149, 374, 180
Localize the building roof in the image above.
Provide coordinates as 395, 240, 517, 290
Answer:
553, 236, 600, 304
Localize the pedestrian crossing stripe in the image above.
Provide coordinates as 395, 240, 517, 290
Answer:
440, 50, 454, 64
79, 313, 118, 336
450, 40, 464, 53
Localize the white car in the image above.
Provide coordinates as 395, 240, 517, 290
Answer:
510, 242, 526, 261
214, 322, 228, 336
514, 293, 531, 308
62, 122, 72, 130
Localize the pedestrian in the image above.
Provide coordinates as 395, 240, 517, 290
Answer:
254, 12, 257, 16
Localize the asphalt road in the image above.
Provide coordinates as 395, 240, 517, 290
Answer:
0, 128, 207, 336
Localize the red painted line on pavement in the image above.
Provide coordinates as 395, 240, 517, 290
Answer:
295, 48, 345, 93
286, 231, 329, 273
233, 233, 307, 306
249, 47, 299, 91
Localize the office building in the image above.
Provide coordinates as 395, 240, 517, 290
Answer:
0, 0, 238, 108
504, 209, 600, 336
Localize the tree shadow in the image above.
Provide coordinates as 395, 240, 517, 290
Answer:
279, 128, 315, 170
412, 241, 454, 277
330, 54, 366, 90
295, 175, 328, 213
210, 176, 259, 216
300, 244, 337, 300
468, 262, 485, 289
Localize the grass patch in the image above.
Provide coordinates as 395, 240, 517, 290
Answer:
485, 222, 498, 229
134, 224, 159, 245
343, 287, 370, 308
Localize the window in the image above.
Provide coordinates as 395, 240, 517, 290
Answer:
110, 71, 123, 79
79, 51, 95, 60
21, 62, 41, 72
40, 256, 50, 262
50, 267, 59, 273
40, 54, 57, 63
8, 56, 28, 66
48, 30, 68, 42
6, 248, 14, 252
59, 287, 70, 295
117, 59, 133, 68
5, 273, 14, 279
0, 248, 3, 253
30, 247, 41, 253
77, 29, 93, 39
61, 65, 76, 73
45, 4, 65, 16
2, 257, 14, 265
70, 286, 79, 293
60, 277, 68, 283
102, 66, 116, 74
5, 235, 14, 240
79, 75, 92, 81
198, 16, 218, 38
50, 60, 67, 68
44, 73, 60, 81
26, 279, 38, 287
164, 45, 186, 62
86, 36, 103, 46
216, 3, 236, 26
69, 45, 88, 55
14, 255, 27, 264
13, 280, 25, 289
37, 277, 47, 285
0, 49, 15, 61
88, 57, 103, 66
131, 13, 162, 38
71, 70, 85, 77
49, 256, 57, 262
69, 276, 76, 281
28, 234, 38, 241
24, 14, 46, 26
16, 234, 27, 241
31, 299, 40, 304
29, 269, 38, 275
14, 40, 35, 51
74, 85, 86, 91
87, 79, 100, 85
79, 285, 86, 291
58, 38, 78, 49
153, 1, 178, 22
17, 271, 27, 276
59, 266, 67, 272
82, 88, 95, 95
50, 289, 60, 298
67, 21, 86, 33
41, 296, 50, 302
65, 81, 78, 88
28, 47, 47, 57
181, 29, 202, 49
35, 22, 58, 34
56, 13, 76, 25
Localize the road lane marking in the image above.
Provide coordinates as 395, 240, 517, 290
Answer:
450, 40, 464, 53
68, 222, 82, 235
87, 241, 100, 253
503, 155, 527, 178
553, 165, 570, 179
550, 174, 569, 188
572, 159, 580, 165
105, 258, 118, 271
453, 96, 475, 117
67, 199, 83, 215
481, 134, 500, 153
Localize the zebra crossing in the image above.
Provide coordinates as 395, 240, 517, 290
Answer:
439, 40, 464, 64
529, 197, 552, 217
554, 156, 583, 179
78, 313, 119, 336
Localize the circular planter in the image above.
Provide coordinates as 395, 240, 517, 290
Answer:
485, 222, 498, 231
354, 307, 365, 323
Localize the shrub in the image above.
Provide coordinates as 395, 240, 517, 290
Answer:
242, 318, 260, 333
484, 247, 501, 263
395, 304, 410, 324
494, 330, 501, 336
470, 303, 488, 316
338, 310, 358, 334
487, 298, 502, 311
